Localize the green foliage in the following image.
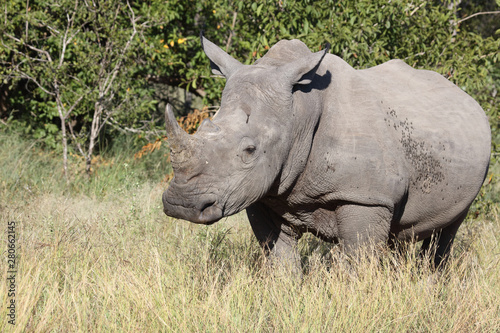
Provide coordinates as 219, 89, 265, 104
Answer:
1, 0, 499, 169
1, 0, 169, 152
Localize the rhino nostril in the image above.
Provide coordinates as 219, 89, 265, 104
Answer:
198, 201, 223, 224
200, 201, 216, 212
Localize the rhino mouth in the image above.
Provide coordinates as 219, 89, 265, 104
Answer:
162, 191, 223, 224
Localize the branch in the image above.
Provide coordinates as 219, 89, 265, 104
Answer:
67, 119, 86, 158
100, 0, 138, 98
457, 11, 500, 24
95, 91, 117, 134
409, 2, 426, 16
404, 51, 426, 61
44, 23, 61, 36
25, 0, 29, 41
107, 115, 163, 136
58, 0, 79, 69
4, 33, 53, 62
98, 110, 113, 134
1, 40, 49, 63
225, 11, 238, 52
96, 88, 134, 134
8, 69, 55, 96
63, 93, 85, 119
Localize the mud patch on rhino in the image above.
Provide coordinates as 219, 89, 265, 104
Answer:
384, 108, 444, 193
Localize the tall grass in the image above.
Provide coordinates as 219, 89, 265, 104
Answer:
1, 131, 499, 332
0, 131, 171, 198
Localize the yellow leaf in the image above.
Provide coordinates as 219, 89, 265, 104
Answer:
163, 44, 169, 48
178, 38, 186, 44
170, 40, 174, 47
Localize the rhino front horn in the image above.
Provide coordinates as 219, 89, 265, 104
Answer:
165, 104, 189, 152
165, 103, 199, 169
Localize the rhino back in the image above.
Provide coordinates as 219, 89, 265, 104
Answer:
291, 56, 490, 240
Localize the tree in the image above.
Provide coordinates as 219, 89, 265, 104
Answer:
1, 0, 169, 179
1, 0, 498, 180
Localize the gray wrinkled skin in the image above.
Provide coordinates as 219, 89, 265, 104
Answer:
162, 36, 491, 269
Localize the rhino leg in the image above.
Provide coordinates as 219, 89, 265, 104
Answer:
246, 203, 302, 273
420, 209, 468, 269
336, 204, 392, 257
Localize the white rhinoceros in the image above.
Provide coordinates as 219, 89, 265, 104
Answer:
162, 36, 491, 269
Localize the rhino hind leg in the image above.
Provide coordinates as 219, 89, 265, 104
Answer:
419, 209, 468, 269
246, 203, 302, 274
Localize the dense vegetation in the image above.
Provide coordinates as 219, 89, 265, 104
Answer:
0, 2, 499, 331
1, 0, 499, 177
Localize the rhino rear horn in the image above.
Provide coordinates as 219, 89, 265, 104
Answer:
201, 33, 243, 78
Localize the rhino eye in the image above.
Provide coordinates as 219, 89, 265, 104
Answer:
239, 137, 257, 164
244, 145, 256, 154
241, 145, 257, 164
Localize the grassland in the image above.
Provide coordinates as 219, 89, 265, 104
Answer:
1, 131, 499, 332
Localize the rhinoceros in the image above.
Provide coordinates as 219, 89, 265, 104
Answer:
162, 36, 491, 269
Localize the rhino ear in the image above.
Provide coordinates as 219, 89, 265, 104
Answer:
283, 43, 330, 86
201, 33, 243, 78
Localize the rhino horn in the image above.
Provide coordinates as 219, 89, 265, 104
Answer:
165, 104, 187, 151
197, 117, 220, 133
165, 104, 198, 169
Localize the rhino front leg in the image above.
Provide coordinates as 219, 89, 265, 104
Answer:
336, 204, 392, 256
246, 202, 302, 273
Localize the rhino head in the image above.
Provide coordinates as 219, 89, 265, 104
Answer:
162, 36, 329, 224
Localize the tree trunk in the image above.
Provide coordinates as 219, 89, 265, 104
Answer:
56, 99, 69, 183
86, 100, 103, 176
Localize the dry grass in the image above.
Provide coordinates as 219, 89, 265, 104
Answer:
0, 132, 499, 332
1, 181, 499, 332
